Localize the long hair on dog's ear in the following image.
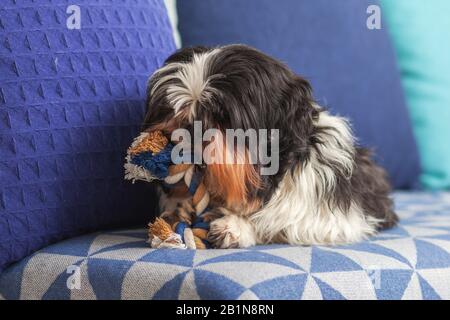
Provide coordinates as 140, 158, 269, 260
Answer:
272, 75, 319, 183
203, 136, 262, 210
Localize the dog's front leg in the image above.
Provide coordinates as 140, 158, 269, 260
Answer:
206, 208, 258, 249
158, 187, 258, 248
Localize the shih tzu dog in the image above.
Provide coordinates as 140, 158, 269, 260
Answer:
142, 44, 398, 249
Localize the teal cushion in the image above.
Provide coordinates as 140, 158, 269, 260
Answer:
381, 0, 450, 189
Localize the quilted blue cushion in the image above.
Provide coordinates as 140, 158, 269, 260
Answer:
0, 0, 175, 271
177, 0, 421, 189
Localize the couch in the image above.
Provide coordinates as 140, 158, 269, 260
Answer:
1, 0, 450, 300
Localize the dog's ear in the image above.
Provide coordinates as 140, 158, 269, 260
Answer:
279, 76, 318, 168
203, 128, 262, 210
195, 91, 264, 210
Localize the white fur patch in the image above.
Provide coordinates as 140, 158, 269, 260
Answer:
309, 108, 355, 197
210, 214, 257, 248
251, 110, 381, 245
151, 49, 221, 120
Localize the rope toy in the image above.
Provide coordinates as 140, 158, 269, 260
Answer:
124, 130, 211, 249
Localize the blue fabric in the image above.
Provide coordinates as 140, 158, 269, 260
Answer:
1, 192, 450, 300
0, 0, 176, 271
177, 0, 421, 190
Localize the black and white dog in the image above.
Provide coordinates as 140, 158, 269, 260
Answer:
142, 44, 398, 248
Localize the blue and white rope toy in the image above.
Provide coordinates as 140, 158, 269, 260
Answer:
125, 130, 211, 249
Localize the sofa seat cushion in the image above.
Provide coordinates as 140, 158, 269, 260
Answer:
1, 192, 450, 300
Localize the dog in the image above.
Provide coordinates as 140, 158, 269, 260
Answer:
142, 44, 398, 248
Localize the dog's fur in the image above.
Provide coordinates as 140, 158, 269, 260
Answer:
143, 44, 398, 248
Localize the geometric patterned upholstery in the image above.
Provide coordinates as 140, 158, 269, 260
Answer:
1, 192, 450, 300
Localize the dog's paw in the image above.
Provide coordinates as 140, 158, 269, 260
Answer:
208, 215, 257, 249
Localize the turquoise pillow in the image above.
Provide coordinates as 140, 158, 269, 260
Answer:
381, 0, 450, 189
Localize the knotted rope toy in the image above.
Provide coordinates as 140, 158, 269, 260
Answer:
124, 130, 211, 249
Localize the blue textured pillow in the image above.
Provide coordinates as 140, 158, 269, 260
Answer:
0, 0, 175, 271
177, 0, 421, 189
